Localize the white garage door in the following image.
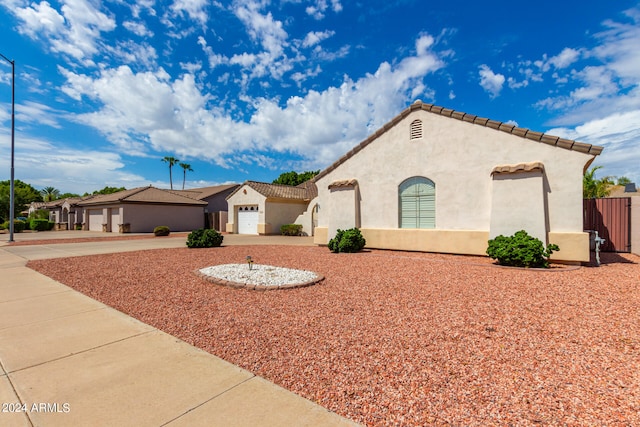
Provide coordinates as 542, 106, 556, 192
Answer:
237, 206, 259, 235
88, 210, 103, 231
110, 209, 120, 233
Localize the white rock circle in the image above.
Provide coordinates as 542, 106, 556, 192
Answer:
198, 264, 323, 289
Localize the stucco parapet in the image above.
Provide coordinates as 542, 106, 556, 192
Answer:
491, 161, 545, 175
328, 179, 358, 189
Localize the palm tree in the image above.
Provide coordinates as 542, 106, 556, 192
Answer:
161, 156, 180, 190
179, 162, 193, 190
583, 166, 614, 198
41, 186, 60, 202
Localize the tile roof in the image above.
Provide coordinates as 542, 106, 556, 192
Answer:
171, 184, 240, 200
491, 161, 545, 175
607, 185, 640, 197
77, 186, 207, 206
228, 180, 317, 201
328, 179, 359, 189
313, 101, 604, 183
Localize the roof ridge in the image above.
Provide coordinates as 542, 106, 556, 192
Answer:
313, 101, 604, 183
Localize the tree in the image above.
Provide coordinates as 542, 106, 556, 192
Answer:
58, 192, 81, 199
89, 186, 126, 195
40, 186, 60, 202
583, 166, 614, 199
162, 156, 180, 190
0, 180, 42, 222
617, 176, 631, 186
179, 162, 193, 190
272, 170, 320, 186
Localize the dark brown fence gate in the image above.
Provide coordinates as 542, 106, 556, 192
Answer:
583, 198, 631, 252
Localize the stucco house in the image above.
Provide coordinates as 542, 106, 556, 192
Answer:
28, 196, 95, 230
76, 186, 207, 233
226, 181, 317, 235
311, 100, 604, 263
173, 184, 239, 231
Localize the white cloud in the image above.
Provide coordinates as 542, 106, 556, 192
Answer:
11, 0, 116, 64
549, 47, 581, 69
16, 101, 62, 128
305, 0, 342, 20
302, 30, 335, 48
478, 64, 505, 98
123, 20, 154, 37
169, 0, 210, 27
548, 110, 640, 184
229, 0, 296, 82
59, 33, 445, 169
0, 130, 145, 194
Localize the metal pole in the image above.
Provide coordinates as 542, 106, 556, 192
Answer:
0, 53, 15, 242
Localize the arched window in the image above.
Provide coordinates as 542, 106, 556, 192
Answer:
410, 119, 422, 140
399, 177, 435, 228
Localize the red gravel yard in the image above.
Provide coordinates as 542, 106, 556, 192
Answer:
28, 246, 640, 426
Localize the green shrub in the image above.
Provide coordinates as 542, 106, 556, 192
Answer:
186, 228, 224, 248
328, 228, 366, 253
2, 219, 26, 233
30, 218, 50, 231
30, 209, 50, 220
153, 225, 171, 236
486, 230, 559, 268
280, 224, 303, 236
49, 221, 56, 230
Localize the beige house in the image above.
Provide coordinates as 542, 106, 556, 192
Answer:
77, 186, 207, 233
226, 181, 317, 235
29, 196, 94, 230
173, 184, 239, 231
311, 100, 604, 263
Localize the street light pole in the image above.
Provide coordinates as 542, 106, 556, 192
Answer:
0, 53, 15, 242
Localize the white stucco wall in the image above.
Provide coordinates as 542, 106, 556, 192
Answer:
490, 171, 547, 243
265, 200, 309, 235
314, 108, 596, 262
226, 185, 266, 233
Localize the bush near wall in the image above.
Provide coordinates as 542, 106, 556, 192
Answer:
328, 228, 366, 253
486, 230, 559, 268
30, 218, 50, 231
153, 226, 171, 236
280, 224, 303, 236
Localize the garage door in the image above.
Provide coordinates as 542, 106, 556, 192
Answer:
110, 208, 120, 233
88, 209, 103, 231
238, 206, 259, 234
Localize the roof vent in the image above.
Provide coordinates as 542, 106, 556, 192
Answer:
624, 183, 637, 193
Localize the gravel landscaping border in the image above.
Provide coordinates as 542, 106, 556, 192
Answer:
27, 246, 640, 426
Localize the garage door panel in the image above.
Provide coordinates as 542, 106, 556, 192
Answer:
238, 207, 258, 235
89, 210, 103, 231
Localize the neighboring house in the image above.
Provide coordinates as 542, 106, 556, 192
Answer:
172, 184, 239, 231
226, 181, 318, 235
311, 100, 604, 263
76, 186, 207, 233
28, 197, 93, 230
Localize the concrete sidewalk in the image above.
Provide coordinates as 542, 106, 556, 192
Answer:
0, 235, 356, 427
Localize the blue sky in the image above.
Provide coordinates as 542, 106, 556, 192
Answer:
0, 0, 639, 195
